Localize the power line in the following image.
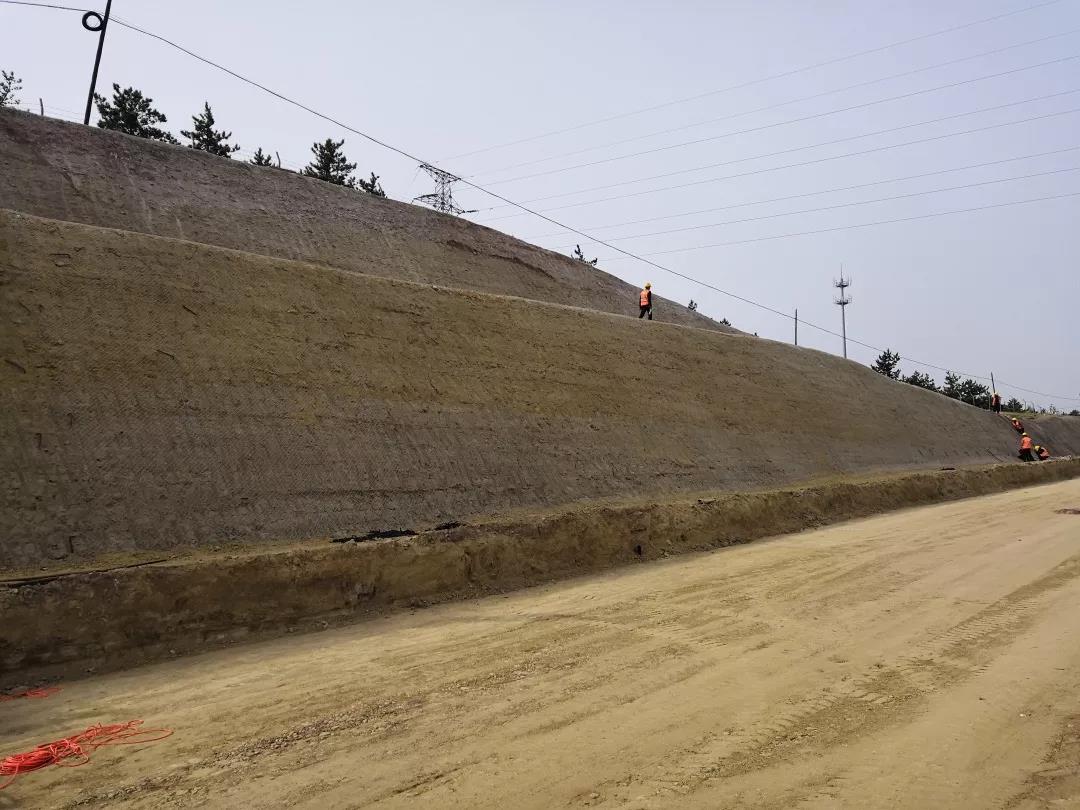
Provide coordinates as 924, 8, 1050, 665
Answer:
480, 101, 1080, 220
442, 0, 1067, 162
14, 9, 1075, 402
0, 0, 90, 11
594, 190, 1079, 259
548, 166, 1080, 249
480, 90, 1080, 213
523, 145, 1080, 239
482, 53, 1080, 187
466, 27, 1080, 180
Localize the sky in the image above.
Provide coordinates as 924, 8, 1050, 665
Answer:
2, 0, 1079, 410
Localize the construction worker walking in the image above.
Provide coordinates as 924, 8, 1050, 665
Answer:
1010, 416, 1025, 434
639, 283, 653, 320
991, 391, 1001, 413
1018, 433, 1035, 462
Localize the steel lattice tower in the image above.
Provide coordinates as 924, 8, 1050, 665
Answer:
413, 164, 475, 216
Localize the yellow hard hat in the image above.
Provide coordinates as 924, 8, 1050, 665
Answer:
1022, 432, 1028, 436
644, 282, 652, 288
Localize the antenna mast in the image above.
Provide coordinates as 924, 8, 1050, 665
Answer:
833, 267, 852, 359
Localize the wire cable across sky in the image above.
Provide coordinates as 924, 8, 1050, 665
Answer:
547, 165, 1080, 249
442, 0, 1069, 162
521, 145, 1080, 239
465, 26, 1080, 180
480, 53, 1080, 187
479, 92, 1080, 215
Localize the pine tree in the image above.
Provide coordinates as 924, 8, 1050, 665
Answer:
902, 370, 938, 391
1004, 397, 1025, 412
871, 349, 901, 380
303, 138, 356, 186
250, 147, 275, 167
356, 172, 386, 197
0, 69, 22, 108
181, 102, 240, 157
957, 378, 990, 407
94, 84, 177, 143
942, 372, 962, 399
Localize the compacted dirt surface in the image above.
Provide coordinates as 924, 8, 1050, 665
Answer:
3, 480, 1079, 809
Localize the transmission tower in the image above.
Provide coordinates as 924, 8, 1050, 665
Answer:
833, 267, 852, 359
412, 164, 476, 216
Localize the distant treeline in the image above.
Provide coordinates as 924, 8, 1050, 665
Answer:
92, 83, 386, 196
871, 349, 1077, 415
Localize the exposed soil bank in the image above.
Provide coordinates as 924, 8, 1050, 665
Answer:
6, 211, 1071, 570
3, 458, 1077, 685
0, 109, 720, 331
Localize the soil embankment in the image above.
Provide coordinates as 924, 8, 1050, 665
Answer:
0, 109, 721, 331
3, 453, 1078, 682
5, 210, 1070, 572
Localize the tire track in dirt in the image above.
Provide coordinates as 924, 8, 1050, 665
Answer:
21, 482, 1079, 809
601, 551, 1080, 805
1002, 712, 1080, 809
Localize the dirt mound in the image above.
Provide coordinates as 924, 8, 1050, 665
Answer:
0, 109, 725, 332
4, 210, 1072, 571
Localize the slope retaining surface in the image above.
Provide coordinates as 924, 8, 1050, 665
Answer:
5, 210, 1073, 570
0, 109, 723, 331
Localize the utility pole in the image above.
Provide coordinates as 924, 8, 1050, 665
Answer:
794, 308, 798, 346
833, 267, 852, 359
82, 0, 113, 125
413, 163, 477, 216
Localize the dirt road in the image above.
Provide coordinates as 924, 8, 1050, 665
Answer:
4, 480, 1080, 809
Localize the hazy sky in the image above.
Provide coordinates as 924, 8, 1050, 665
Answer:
3, 0, 1078, 409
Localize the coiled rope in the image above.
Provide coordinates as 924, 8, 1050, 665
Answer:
1, 720, 173, 789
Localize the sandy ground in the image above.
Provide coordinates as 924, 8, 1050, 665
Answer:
3, 480, 1080, 809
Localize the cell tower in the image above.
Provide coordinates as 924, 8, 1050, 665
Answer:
412, 163, 476, 216
833, 267, 852, 359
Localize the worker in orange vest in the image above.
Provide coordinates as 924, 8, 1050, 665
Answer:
1035, 444, 1050, 460
1018, 433, 1034, 461
638, 282, 653, 320
990, 391, 1001, 413
1010, 416, 1024, 434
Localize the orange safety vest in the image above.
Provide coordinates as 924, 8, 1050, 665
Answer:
639, 289, 651, 307
1020, 436, 1033, 450
1037, 446, 1049, 459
